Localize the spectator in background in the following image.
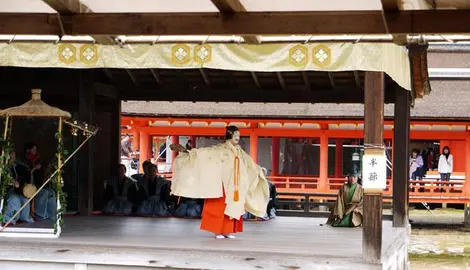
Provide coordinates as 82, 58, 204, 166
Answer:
121, 135, 132, 158
438, 146, 453, 192
427, 147, 435, 170
410, 149, 424, 192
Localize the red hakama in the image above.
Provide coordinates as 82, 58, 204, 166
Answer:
200, 193, 243, 235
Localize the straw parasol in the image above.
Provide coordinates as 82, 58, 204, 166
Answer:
0, 89, 71, 118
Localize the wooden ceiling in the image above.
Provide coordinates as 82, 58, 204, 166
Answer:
102, 68, 400, 103
0, 67, 399, 104
1, 0, 470, 39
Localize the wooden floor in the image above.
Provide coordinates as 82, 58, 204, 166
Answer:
0, 216, 406, 270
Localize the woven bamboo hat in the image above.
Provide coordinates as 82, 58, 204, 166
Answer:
0, 89, 71, 118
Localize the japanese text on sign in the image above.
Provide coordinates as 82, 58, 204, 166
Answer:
362, 150, 387, 190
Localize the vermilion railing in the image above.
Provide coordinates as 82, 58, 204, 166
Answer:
158, 173, 470, 203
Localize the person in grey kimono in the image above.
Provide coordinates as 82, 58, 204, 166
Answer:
136, 164, 171, 216
103, 164, 134, 215
242, 180, 277, 220
33, 161, 57, 220
130, 160, 151, 183
174, 197, 203, 218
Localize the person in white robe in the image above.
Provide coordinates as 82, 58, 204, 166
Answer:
170, 125, 269, 239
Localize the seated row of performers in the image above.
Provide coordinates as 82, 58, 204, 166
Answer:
103, 162, 202, 217
103, 161, 278, 219
2, 143, 57, 225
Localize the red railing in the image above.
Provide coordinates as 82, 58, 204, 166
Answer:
158, 173, 470, 203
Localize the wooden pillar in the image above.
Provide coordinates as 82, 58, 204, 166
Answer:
110, 99, 121, 182
139, 131, 150, 170
335, 139, 343, 177
393, 86, 411, 227
272, 137, 280, 176
78, 70, 95, 216
171, 136, 179, 163
131, 126, 140, 152
363, 71, 384, 263
319, 132, 329, 192
250, 133, 259, 163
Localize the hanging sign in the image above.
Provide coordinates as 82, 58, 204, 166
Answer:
361, 149, 387, 191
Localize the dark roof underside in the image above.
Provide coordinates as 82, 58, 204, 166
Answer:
121, 80, 469, 120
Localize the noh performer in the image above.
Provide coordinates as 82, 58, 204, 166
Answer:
326, 173, 364, 227
170, 126, 269, 239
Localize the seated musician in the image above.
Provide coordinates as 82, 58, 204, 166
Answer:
267, 180, 277, 218
327, 173, 363, 227
136, 164, 171, 216
2, 151, 34, 225
33, 161, 57, 220
103, 164, 134, 215
131, 160, 151, 182
174, 197, 203, 218
243, 170, 277, 220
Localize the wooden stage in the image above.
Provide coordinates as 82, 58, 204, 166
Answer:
0, 216, 409, 270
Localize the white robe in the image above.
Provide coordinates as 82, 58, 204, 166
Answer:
171, 141, 269, 219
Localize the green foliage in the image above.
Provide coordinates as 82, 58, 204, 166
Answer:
0, 119, 13, 222
53, 129, 68, 234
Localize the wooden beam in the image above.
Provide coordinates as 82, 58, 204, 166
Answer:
199, 68, 211, 85
41, 0, 91, 13
150, 69, 163, 85
301, 71, 311, 90
353, 71, 361, 89
363, 71, 385, 263
251, 72, 261, 89
327, 72, 336, 89
211, 0, 246, 12
103, 69, 114, 83
211, 0, 261, 44
7, 10, 470, 35
41, 0, 115, 44
381, 0, 409, 45
381, 0, 400, 10
227, 72, 237, 87
78, 70, 95, 216
276, 72, 286, 90
118, 86, 373, 103
393, 85, 411, 228
94, 82, 118, 99
126, 69, 139, 86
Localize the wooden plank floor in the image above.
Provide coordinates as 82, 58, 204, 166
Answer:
1, 216, 398, 258
0, 216, 408, 269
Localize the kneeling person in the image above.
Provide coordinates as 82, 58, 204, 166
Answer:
103, 164, 134, 215
136, 164, 171, 216
327, 173, 363, 227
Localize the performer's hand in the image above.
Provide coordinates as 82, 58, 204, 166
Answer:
13, 180, 20, 188
261, 167, 267, 175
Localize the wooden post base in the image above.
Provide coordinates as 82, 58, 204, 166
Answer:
363, 193, 383, 263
